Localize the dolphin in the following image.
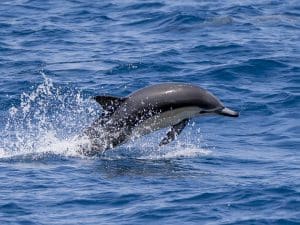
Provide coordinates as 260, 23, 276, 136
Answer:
81, 83, 239, 156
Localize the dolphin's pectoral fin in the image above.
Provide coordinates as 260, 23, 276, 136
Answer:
93, 95, 127, 114
159, 119, 189, 146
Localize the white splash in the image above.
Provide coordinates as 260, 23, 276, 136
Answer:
0, 73, 99, 159
112, 126, 212, 160
161, 144, 212, 159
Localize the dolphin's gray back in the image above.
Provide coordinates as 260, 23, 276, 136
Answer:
130, 83, 223, 109
110, 83, 224, 126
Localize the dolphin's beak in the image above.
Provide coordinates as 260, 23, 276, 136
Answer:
217, 107, 239, 117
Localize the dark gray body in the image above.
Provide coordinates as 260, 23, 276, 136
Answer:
83, 83, 238, 156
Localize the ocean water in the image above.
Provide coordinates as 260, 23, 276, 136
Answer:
0, 0, 299, 224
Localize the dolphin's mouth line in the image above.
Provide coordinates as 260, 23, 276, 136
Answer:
198, 107, 222, 115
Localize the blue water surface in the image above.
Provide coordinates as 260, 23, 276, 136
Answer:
0, 0, 299, 224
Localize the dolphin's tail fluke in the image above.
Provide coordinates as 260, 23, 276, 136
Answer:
217, 107, 239, 117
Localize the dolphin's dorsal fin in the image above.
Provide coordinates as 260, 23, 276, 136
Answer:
93, 95, 127, 113
159, 119, 189, 146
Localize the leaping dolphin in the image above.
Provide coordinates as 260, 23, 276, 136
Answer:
82, 83, 239, 156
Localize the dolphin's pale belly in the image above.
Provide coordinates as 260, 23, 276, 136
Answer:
132, 106, 200, 137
